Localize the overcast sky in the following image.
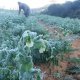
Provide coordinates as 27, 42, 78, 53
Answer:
0, 0, 75, 9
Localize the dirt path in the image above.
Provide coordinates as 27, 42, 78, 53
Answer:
38, 20, 80, 58
37, 20, 80, 80
71, 39, 80, 58
38, 20, 61, 39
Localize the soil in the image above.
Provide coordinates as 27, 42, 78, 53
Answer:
71, 39, 80, 58
35, 20, 80, 80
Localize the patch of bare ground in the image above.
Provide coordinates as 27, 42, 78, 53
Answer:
38, 20, 61, 39
70, 39, 80, 58
36, 20, 80, 80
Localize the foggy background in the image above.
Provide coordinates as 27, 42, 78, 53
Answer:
0, 0, 75, 9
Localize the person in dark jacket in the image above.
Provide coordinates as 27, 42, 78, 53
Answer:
18, 2, 30, 17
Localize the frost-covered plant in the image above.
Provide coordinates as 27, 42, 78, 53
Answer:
19, 30, 48, 55
66, 65, 80, 74
0, 30, 47, 80
15, 30, 44, 80
64, 75, 76, 80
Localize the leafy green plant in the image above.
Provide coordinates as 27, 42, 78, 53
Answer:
53, 72, 61, 79
64, 75, 76, 80
0, 30, 46, 80
44, 30, 73, 76
67, 58, 80, 64
66, 65, 80, 74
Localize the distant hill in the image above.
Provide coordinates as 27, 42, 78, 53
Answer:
42, 0, 80, 18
